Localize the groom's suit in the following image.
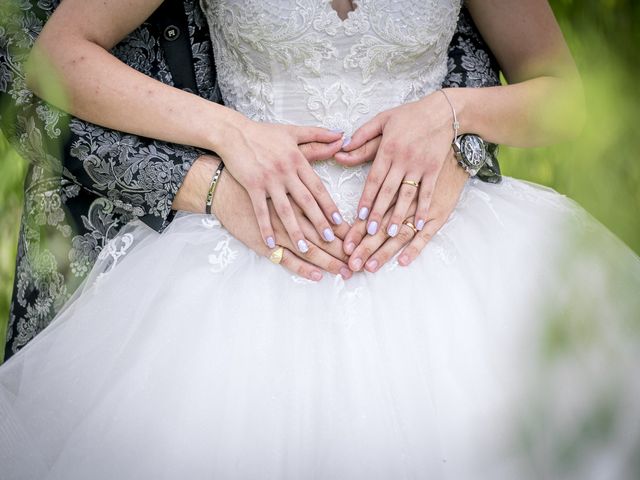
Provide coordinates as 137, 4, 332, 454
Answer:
0, 0, 501, 360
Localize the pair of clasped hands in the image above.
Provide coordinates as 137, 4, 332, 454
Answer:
211, 91, 468, 282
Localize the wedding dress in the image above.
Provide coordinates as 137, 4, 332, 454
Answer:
1, 1, 639, 479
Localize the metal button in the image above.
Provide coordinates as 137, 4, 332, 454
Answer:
163, 25, 180, 41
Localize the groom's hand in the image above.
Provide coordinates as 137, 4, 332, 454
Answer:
342, 151, 468, 272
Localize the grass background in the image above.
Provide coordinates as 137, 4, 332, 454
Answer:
1, 0, 639, 363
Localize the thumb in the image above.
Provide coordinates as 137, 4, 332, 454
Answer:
334, 135, 382, 166
299, 139, 344, 163
341, 114, 386, 152
292, 125, 343, 144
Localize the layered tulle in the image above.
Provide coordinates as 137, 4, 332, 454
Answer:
1, 177, 639, 479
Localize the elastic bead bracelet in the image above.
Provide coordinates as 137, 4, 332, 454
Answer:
205, 161, 225, 215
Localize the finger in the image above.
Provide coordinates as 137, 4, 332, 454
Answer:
355, 151, 391, 226
334, 135, 382, 166
297, 163, 345, 228
341, 113, 387, 152
296, 239, 353, 279
342, 215, 368, 256
413, 173, 438, 232
363, 220, 417, 273
385, 175, 420, 238
348, 207, 394, 271
269, 189, 308, 253
366, 166, 404, 236
398, 217, 445, 266
299, 138, 344, 163
294, 203, 350, 264
292, 125, 343, 144
287, 180, 336, 244
248, 190, 276, 248
277, 248, 325, 282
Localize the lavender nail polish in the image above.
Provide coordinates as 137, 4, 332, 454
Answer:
358, 207, 369, 221
330, 128, 343, 133
266, 236, 276, 249
332, 212, 343, 225
367, 221, 378, 236
388, 224, 399, 237
297, 239, 309, 253
342, 136, 351, 148
416, 219, 425, 231
323, 228, 336, 242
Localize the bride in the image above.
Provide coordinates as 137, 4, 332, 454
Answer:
2, 0, 639, 478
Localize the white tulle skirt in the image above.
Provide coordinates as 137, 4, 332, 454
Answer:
1, 177, 639, 480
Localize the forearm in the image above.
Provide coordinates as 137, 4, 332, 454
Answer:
446, 76, 585, 148
26, 6, 241, 153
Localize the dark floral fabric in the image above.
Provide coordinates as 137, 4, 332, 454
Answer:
0, 0, 217, 359
0, 2, 500, 360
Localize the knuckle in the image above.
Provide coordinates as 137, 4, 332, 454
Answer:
296, 265, 308, 277
381, 140, 399, 156
382, 184, 395, 197
398, 228, 413, 243
366, 172, 382, 186
402, 187, 415, 199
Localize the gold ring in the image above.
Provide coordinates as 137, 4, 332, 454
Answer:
401, 180, 420, 188
269, 246, 285, 264
402, 220, 418, 235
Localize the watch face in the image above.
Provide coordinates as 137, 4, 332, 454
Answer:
460, 135, 486, 168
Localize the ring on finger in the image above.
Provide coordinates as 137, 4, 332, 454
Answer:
402, 219, 418, 235
269, 246, 285, 264
401, 179, 420, 188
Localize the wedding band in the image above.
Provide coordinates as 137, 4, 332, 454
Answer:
269, 246, 285, 265
402, 220, 418, 235
401, 180, 420, 188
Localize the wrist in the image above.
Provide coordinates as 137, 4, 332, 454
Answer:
205, 108, 250, 153
172, 154, 222, 213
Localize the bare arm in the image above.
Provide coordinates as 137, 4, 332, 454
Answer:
450, 0, 586, 147
27, 0, 344, 251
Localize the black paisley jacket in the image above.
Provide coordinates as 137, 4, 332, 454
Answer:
0, 1, 501, 360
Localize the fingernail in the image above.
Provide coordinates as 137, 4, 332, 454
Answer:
330, 128, 343, 133
266, 236, 276, 249
342, 136, 351, 148
332, 212, 343, 225
399, 254, 410, 266
366, 258, 379, 271
387, 224, 398, 237
416, 219, 425, 231
339, 266, 352, 279
310, 271, 323, 282
323, 228, 335, 242
358, 207, 369, 220
352, 257, 363, 271
297, 239, 309, 253
367, 221, 378, 236
345, 242, 355, 255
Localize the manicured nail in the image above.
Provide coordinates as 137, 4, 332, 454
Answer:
399, 254, 410, 266
387, 224, 398, 237
358, 207, 369, 220
352, 257, 363, 271
323, 228, 335, 242
332, 212, 343, 225
367, 221, 378, 236
310, 271, 323, 282
366, 258, 379, 271
266, 236, 276, 249
345, 242, 356, 255
339, 267, 352, 279
342, 136, 351, 148
416, 219, 425, 231
297, 239, 309, 253
330, 128, 343, 133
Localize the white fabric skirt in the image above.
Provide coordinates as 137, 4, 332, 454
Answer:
1, 177, 639, 479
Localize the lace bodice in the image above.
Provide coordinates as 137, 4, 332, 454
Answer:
201, 0, 462, 221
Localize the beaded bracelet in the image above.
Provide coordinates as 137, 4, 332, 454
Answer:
205, 161, 225, 215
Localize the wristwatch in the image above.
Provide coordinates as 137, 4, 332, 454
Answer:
453, 134, 487, 177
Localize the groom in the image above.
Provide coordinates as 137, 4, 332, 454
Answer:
0, 0, 501, 360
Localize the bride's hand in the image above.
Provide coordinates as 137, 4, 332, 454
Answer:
342, 152, 468, 272
212, 159, 354, 282
216, 116, 345, 253
334, 90, 456, 238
